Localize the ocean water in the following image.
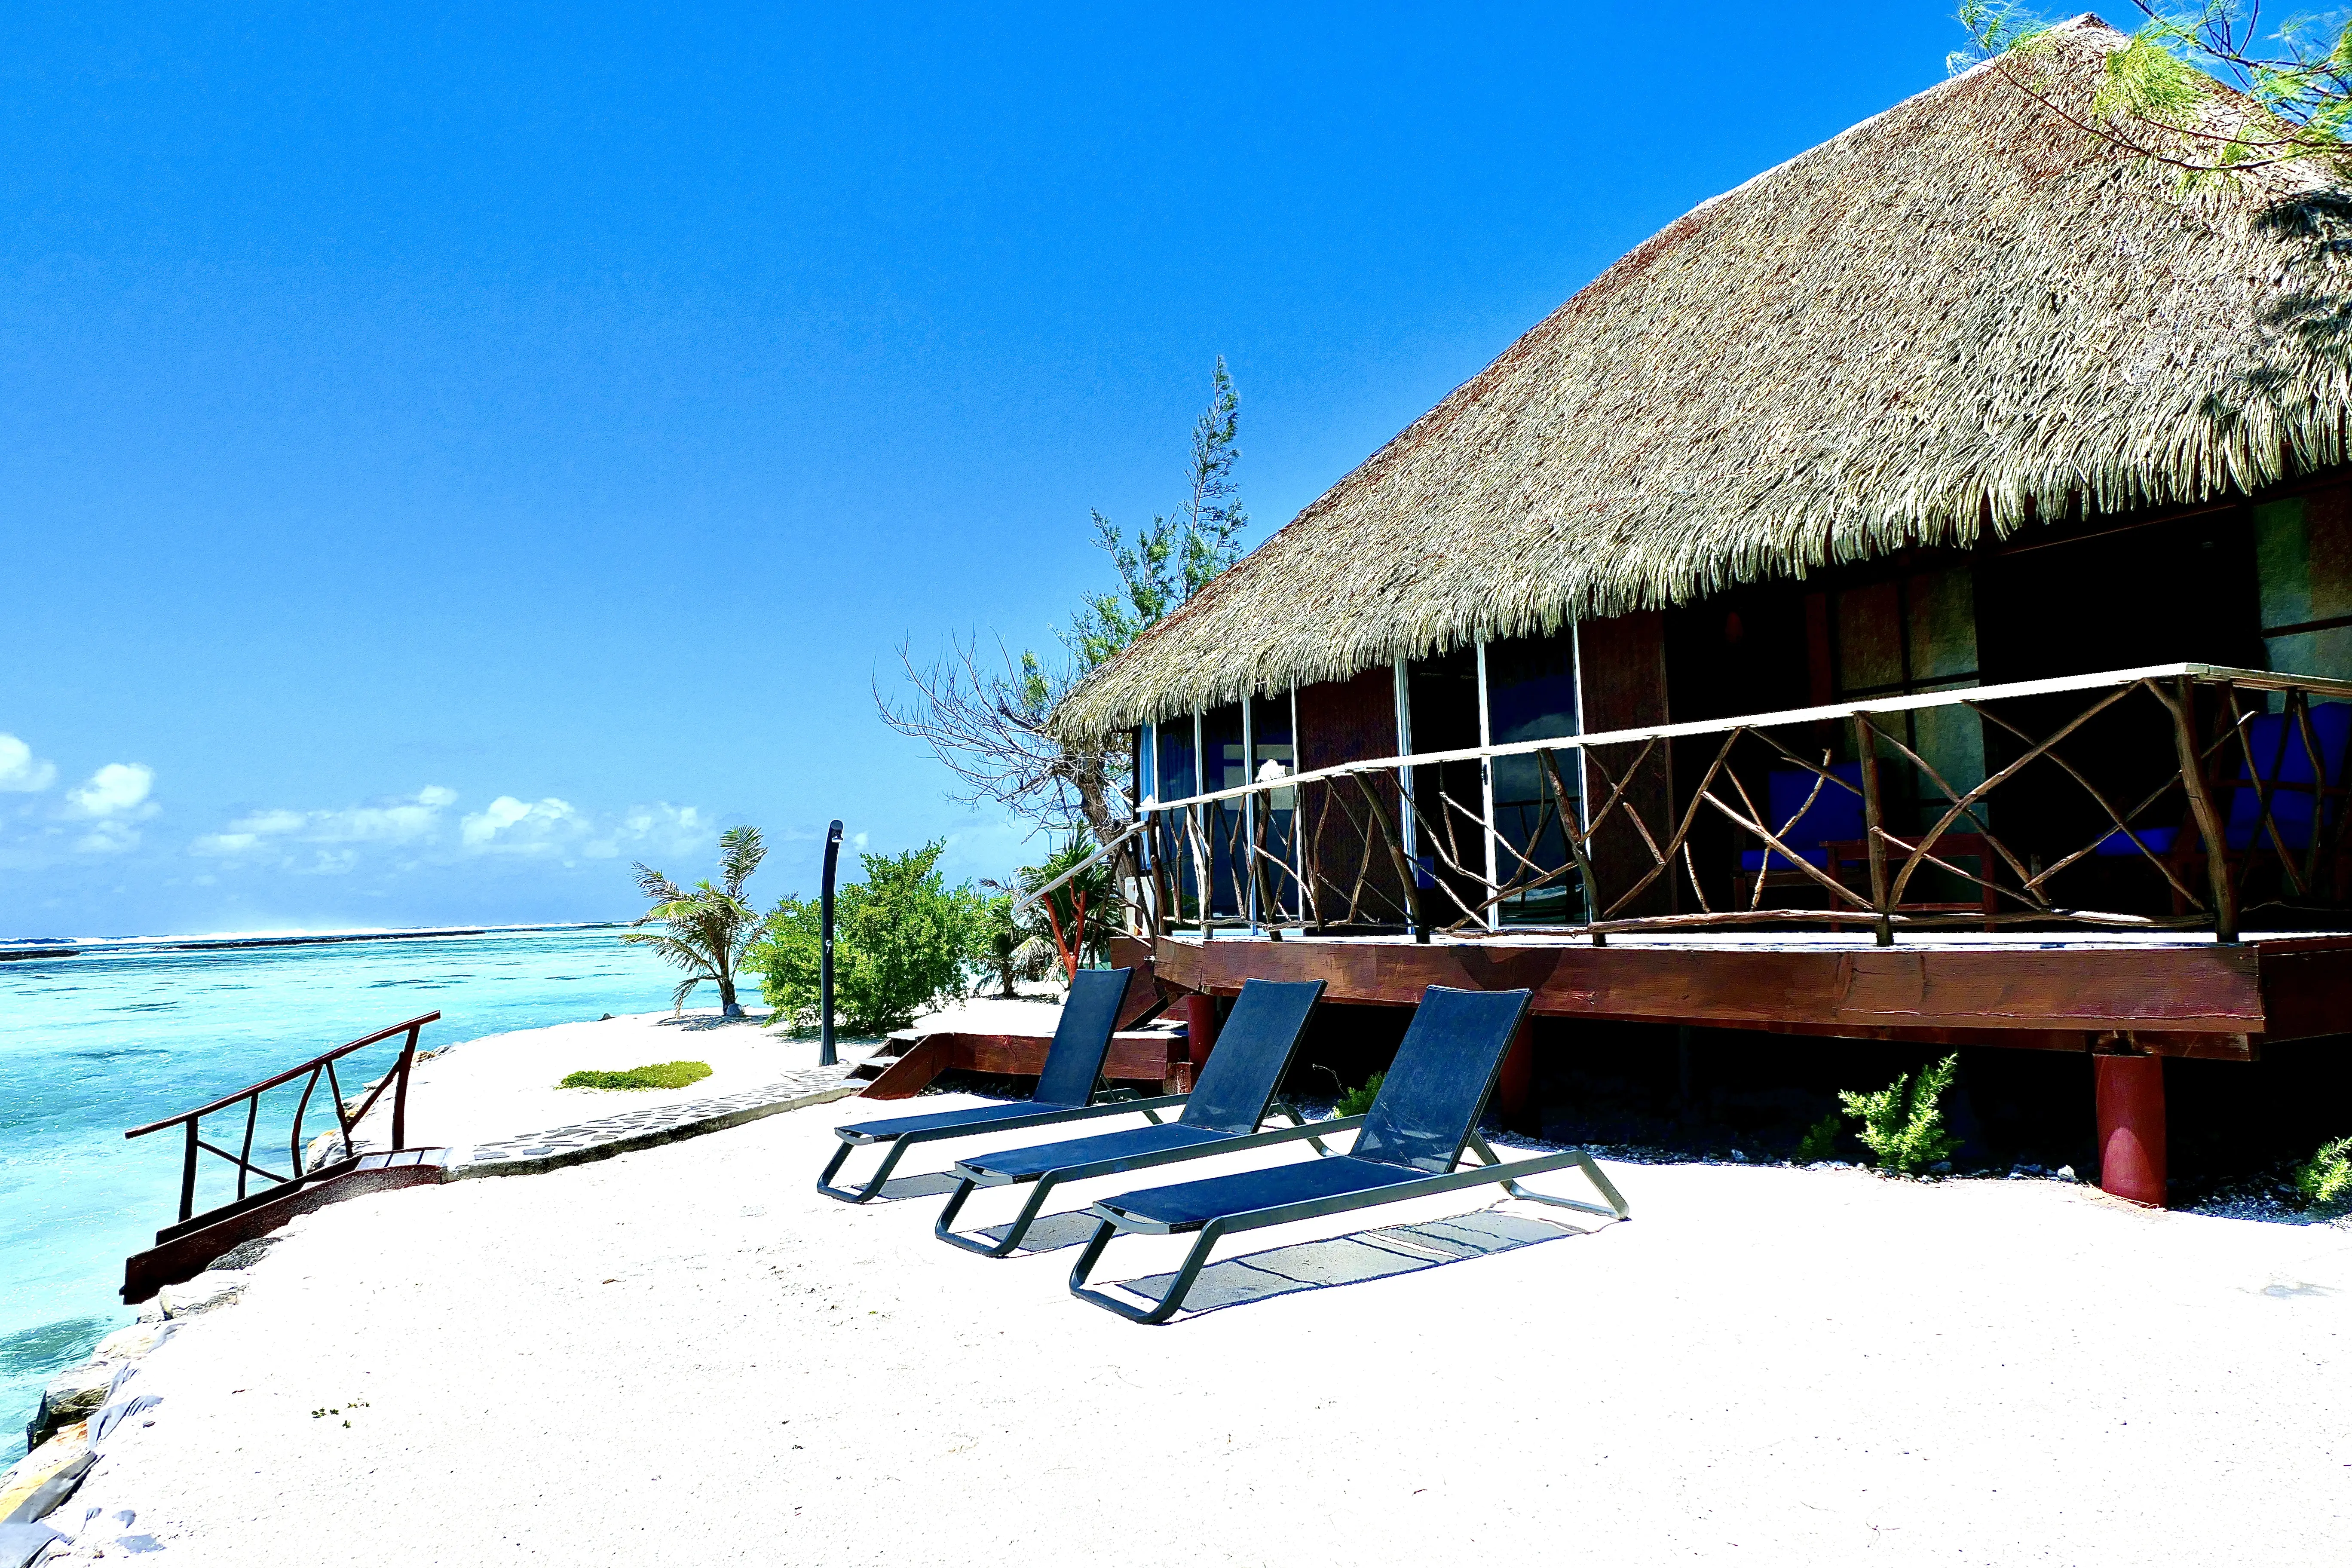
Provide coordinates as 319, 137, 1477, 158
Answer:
0, 925, 693, 1464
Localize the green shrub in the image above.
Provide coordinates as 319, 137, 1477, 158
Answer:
1837, 1055, 1961, 1175
1795, 1112, 1844, 1164
753, 840, 982, 1036
560, 1060, 713, 1091
1334, 1071, 1385, 1118
2294, 1135, 2352, 1208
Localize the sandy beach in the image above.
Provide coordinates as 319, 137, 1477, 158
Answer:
31, 1010, 2352, 1566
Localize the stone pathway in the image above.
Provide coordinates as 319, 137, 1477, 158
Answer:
446, 1064, 862, 1179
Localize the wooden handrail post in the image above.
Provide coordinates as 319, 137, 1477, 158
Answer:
1353, 768, 1424, 937
1852, 715, 1896, 946
180, 1119, 199, 1224
2170, 677, 2239, 942
393, 1024, 418, 1150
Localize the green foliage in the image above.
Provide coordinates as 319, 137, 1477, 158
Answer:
1954, 2, 2352, 179
560, 1060, 713, 1091
975, 888, 1053, 998
2294, 1134, 2352, 1207
1335, 1071, 1385, 1119
1836, 1055, 1963, 1176
1795, 1112, 1844, 1164
624, 825, 767, 1014
1062, 358, 1248, 673
753, 840, 983, 1036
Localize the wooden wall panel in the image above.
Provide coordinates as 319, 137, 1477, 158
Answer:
1576, 611, 1676, 918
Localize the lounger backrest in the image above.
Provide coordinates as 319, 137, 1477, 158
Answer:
1175, 979, 1326, 1134
1351, 986, 1534, 1173
1032, 967, 1135, 1107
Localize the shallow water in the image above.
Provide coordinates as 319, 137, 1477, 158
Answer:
0, 926, 692, 1463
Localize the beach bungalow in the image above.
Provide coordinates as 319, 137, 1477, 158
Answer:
1050, 17, 2352, 1205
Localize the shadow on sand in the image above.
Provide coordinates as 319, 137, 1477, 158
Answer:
943, 1203, 1618, 1318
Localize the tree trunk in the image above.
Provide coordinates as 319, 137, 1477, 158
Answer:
719, 971, 741, 1018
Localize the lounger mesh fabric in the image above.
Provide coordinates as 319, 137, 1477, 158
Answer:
1091, 985, 1533, 1225
1170, 980, 1324, 1134
1349, 986, 1531, 1172
836, 967, 1131, 1143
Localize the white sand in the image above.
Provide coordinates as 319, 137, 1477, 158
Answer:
358, 994, 1071, 1152
67, 1096, 2352, 1566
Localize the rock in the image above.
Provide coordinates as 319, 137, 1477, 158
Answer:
160, 1271, 249, 1318
206, 1234, 283, 1272
0, 1424, 91, 1523
23, 1364, 114, 1452
304, 1132, 352, 1172
92, 1323, 171, 1363
2055, 1164, 2079, 1182
1930, 1161, 1954, 1174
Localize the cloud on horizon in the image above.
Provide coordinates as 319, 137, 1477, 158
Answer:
189, 786, 714, 875
0, 734, 57, 793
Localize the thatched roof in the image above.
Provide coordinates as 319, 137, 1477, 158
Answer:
1055, 15, 2352, 741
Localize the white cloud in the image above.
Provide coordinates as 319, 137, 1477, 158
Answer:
0, 734, 56, 793
461, 795, 579, 851
64, 763, 159, 853
582, 803, 707, 861
192, 786, 454, 859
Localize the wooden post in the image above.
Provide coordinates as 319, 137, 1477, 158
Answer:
1852, 715, 1896, 946
2169, 677, 2239, 943
180, 1119, 199, 1224
392, 1025, 416, 1150
2093, 1045, 2166, 1207
1494, 1016, 1539, 1136
1181, 992, 1221, 1093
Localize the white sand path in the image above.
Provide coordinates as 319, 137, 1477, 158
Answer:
70, 1090, 2352, 1566
356, 995, 1070, 1152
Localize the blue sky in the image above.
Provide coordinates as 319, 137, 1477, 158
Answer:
0, 3, 2094, 937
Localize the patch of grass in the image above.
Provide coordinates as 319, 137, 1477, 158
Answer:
2294, 1134, 2352, 1208
559, 1060, 714, 1091
1334, 1070, 1385, 1119
1837, 1055, 1961, 1176
1795, 1112, 1844, 1164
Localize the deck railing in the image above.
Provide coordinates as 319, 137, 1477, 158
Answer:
1109, 664, 2352, 946
124, 1011, 439, 1230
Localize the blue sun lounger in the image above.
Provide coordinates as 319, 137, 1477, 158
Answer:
818, 967, 1170, 1203
1066, 985, 1630, 1323
933, 977, 1329, 1256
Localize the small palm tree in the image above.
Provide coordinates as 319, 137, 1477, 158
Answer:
1017, 835, 1114, 983
626, 825, 767, 1017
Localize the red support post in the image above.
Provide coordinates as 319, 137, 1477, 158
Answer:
1182, 993, 1221, 1073
1494, 1017, 1539, 1137
2094, 1051, 2167, 1207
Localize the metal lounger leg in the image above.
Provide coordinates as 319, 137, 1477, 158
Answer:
934, 1173, 1066, 1258
1268, 1100, 1334, 1155
1067, 1218, 1228, 1325
1463, 1132, 1629, 1221
815, 1134, 916, 1204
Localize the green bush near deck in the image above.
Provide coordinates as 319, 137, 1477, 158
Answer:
1837, 1055, 1961, 1176
2294, 1135, 2352, 1208
1334, 1071, 1384, 1119
559, 1060, 714, 1091
1795, 1112, 1844, 1164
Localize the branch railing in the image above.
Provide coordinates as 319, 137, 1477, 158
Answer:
1122, 664, 2352, 945
125, 1011, 439, 1231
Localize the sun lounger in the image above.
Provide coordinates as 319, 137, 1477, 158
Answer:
933, 977, 1329, 1256
817, 967, 1169, 1203
1066, 985, 1629, 1323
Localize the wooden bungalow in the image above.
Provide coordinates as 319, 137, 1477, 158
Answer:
1049, 16, 2352, 1205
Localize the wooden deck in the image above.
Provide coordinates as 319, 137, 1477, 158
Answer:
1147, 929, 2352, 1061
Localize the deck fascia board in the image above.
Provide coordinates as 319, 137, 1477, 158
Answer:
1154, 934, 2352, 1050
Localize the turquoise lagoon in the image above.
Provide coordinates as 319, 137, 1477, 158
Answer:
0, 926, 689, 1463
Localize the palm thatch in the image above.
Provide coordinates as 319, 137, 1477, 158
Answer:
1055, 15, 2352, 742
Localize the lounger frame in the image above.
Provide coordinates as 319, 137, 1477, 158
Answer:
1066, 1127, 1629, 1323
815, 1090, 1183, 1203
932, 1102, 1340, 1257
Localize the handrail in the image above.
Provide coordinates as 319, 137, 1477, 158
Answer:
1126, 665, 2352, 946
123, 1012, 442, 1136
1137, 663, 2352, 815
125, 1011, 440, 1226
1008, 820, 1145, 917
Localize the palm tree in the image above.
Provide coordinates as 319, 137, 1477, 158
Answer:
1017, 835, 1114, 983
626, 825, 767, 1017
